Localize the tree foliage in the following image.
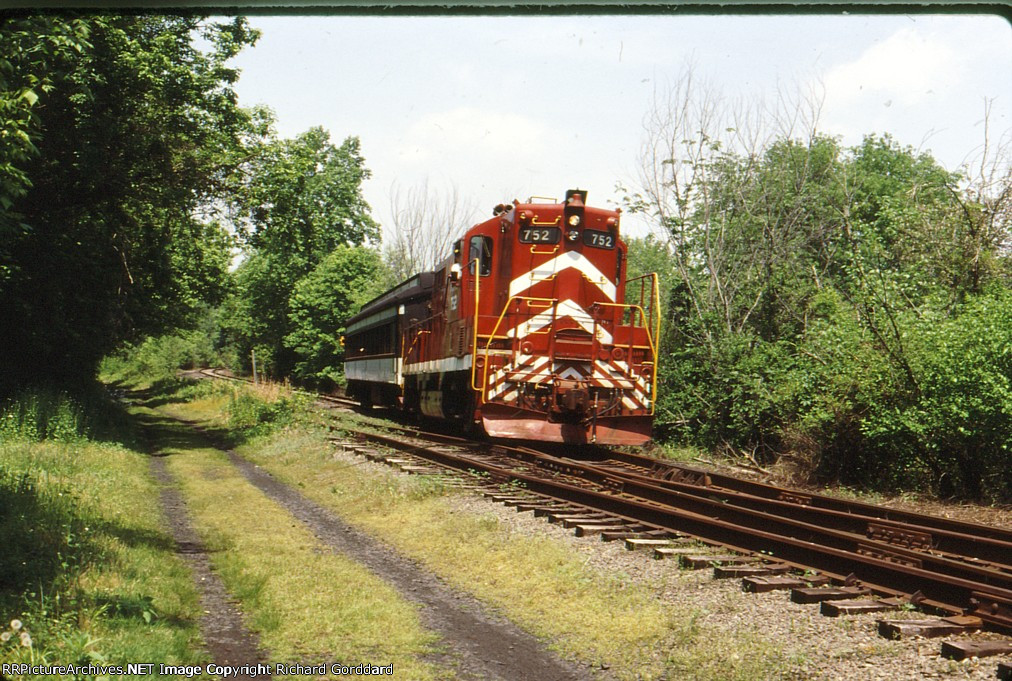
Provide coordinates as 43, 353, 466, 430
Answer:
221, 126, 380, 378
285, 246, 386, 389
0, 14, 258, 387
628, 73, 1012, 501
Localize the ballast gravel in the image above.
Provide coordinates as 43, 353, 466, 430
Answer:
448, 491, 1010, 681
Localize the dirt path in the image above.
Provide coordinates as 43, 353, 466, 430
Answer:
148, 455, 270, 679
176, 419, 593, 681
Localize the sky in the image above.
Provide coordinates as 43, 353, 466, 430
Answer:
228, 13, 1011, 239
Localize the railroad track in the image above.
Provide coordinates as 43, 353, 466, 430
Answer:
196, 368, 360, 410
338, 424, 1011, 647
194, 368, 1012, 663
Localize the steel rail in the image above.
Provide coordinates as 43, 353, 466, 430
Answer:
195, 369, 1012, 629
544, 445, 1012, 545
356, 428, 1012, 630
380, 425, 1012, 567
535, 453, 1012, 568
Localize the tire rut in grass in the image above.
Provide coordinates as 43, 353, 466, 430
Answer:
149, 455, 269, 679
181, 421, 593, 681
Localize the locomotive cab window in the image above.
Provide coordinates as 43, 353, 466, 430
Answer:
469, 235, 493, 276
519, 226, 561, 244
583, 229, 615, 249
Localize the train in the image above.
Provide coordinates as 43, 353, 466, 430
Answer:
342, 189, 659, 446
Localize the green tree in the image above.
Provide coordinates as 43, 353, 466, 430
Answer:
0, 14, 258, 388
285, 246, 386, 389
630, 78, 1011, 499
236, 127, 378, 259
224, 126, 379, 377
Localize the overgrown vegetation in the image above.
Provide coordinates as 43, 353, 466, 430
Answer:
0, 15, 257, 387
3, 15, 1007, 509
164, 384, 792, 681
624, 76, 1011, 501
0, 389, 204, 676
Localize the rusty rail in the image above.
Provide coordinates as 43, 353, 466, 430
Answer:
355, 426, 1012, 631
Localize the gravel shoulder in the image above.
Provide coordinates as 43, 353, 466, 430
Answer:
451, 487, 1010, 681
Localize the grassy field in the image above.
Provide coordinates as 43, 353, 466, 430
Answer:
0, 388, 205, 678
157, 379, 793, 681
136, 398, 445, 679
0, 375, 795, 679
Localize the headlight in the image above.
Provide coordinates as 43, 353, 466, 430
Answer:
567, 214, 581, 227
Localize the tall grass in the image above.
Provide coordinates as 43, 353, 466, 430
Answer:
0, 386, 134, 445
225, 382, 312, 441
0, 385, 203, 675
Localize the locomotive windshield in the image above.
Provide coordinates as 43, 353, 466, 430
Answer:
468, 235, 493, 276
519, 226, 561, 244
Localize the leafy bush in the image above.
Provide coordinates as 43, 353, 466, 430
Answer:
284, 246, 386, 390
226, 385, 311, 440
862, 287, 1012, 500
655, 286, 1010, 502
100, 327, 222, 385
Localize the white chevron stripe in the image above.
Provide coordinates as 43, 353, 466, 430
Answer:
556, 366, 585, 381
507, 299, 613, 344
508, 251, 616, 301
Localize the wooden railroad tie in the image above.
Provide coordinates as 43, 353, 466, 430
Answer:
679, 554, 753, 570
940, 639, 1012, 660
878, 616, 982, 640
601, 529, 671, 542
573, 524, 630, 537
742, 575, 831, 593
654, 546, 706, 560
624, 537, 678, 551
820, 599, 899, 617
791, 586, 871, 604
549, 512, 609, 525
714, 563, 792, 579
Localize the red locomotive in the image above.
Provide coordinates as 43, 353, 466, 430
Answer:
343, 189, 659, 445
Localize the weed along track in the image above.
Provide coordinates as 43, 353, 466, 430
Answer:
174, 373, 1012, 679
331, 426, 1012, 674
219, 449, 591, 681
154, 412, 591, 680
347, 425, 1012, 633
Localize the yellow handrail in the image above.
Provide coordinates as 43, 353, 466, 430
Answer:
468, 270, 662, 415
469, 256, 481, 392
591, 302, 657, 359
473, 294, 558, 392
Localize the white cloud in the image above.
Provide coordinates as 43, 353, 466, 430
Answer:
395, 107, 551, 168
823, 27, 957, 108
